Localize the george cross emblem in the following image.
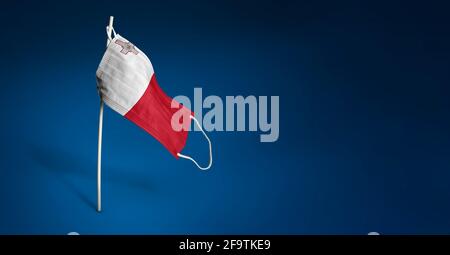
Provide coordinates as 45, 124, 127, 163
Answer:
115, 40, 139, 55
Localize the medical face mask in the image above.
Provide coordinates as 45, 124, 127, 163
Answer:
96, 28, 212, 170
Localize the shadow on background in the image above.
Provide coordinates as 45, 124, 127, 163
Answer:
28, 143, 155, 210
29, 144, 96, 210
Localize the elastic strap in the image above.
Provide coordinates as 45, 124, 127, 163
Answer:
106, 25, 117, 42
177, 116, 213, 170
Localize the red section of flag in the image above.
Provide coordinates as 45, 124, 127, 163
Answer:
125, 75, 192, 158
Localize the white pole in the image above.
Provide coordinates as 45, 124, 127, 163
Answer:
107, 16, 114, 46
98, 16, 114, 212
97, 100, 103, 212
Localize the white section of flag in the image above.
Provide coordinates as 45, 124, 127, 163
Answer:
96, 35, 154, 116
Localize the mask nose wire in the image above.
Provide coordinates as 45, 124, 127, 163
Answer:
177, 115, 213, 170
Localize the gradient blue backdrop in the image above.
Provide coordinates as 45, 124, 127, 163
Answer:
1, 0, 449, 234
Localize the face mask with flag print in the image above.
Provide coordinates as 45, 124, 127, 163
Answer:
95, 28, 212, 170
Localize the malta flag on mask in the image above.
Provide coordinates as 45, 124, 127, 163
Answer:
96, 24, 212, 171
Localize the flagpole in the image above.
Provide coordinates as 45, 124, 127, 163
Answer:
97, 100, 103, 212
98, 16, 114, 212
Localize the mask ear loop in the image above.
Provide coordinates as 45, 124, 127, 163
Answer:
177, 115, 213, 170
106, 25, 117, 42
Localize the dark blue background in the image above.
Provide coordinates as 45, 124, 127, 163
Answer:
1, 0, 449, 234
